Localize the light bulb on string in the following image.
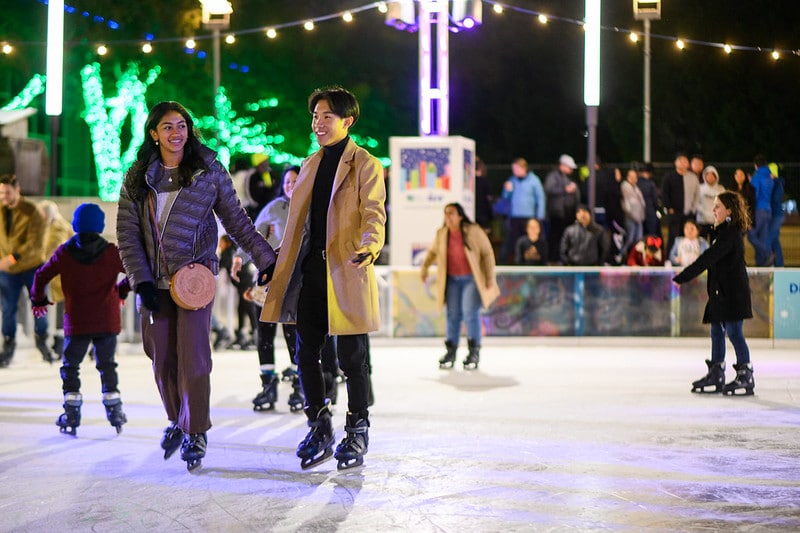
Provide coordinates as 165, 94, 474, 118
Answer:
265, 28, 277, 39
304, 20, 314, 31
723, 44, 732, 54
676, 39, 685, 50
225, 34, 235, 44
629, 32, 639, 43
493, 4, 504, 14
342, 11, 353, 23
142, 42, 153, 54
538, 14, 548, 24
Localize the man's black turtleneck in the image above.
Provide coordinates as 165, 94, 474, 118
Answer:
310, 136, 348, 251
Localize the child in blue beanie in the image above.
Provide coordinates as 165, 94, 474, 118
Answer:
31, 203, 130, 436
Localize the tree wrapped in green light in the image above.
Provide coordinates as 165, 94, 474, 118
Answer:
80, 62, 160, 201
1, 74, 47, 111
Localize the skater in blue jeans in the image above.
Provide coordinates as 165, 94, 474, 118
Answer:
673, 191, 755, 396
421, 203, 500, 370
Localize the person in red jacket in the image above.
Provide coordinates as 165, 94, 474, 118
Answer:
31, 203, 129, 436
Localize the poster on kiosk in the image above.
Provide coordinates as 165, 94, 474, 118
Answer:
388, 136, 476, 266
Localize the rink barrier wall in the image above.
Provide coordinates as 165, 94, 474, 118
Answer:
13, 266, 799, 343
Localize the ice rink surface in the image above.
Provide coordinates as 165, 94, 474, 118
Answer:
1, 336, 799, 532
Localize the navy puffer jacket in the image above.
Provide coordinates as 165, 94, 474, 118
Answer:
117, 145, 275, 291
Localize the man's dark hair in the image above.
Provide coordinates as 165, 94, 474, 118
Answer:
308, 86, 360, 124
754, 154, 767, 167
0, 174, 18, 186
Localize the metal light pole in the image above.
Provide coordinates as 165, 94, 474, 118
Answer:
634, 1, 661, 162
45, 0, 64, 196
200, 0, 232, 122
584, 0, 601, 215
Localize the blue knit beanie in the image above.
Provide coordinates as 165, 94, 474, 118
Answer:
72, 203, 105, 234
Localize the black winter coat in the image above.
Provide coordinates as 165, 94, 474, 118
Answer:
672, 221, 752, 323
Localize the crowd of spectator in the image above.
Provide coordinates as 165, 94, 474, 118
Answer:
477, 152, 787, 268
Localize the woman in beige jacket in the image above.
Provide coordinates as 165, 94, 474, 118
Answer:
421, 203, 500, 370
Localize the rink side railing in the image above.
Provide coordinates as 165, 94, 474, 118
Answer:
110, 266, 796, 342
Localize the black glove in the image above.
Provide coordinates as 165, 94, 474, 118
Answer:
257, 263, 276, 286
117, 278, 131, 300
136, 281, 160, 312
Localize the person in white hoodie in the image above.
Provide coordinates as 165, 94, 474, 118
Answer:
695, 165, 725, 239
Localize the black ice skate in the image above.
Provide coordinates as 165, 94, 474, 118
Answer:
56, 392, 82, 436
288, 375, 305, 412
439, 341, 457, 369
334, 413, 369, 470
35, 333, 56, 364
281, 366, 298, 382
252, 375, 279, 411
462, 338, 480, 370
691, 359, 725, 393
180, 432, 207, 472
0, 336, 14, 368
102, 392, 127, 434
296, 404, 334, 469
722, 362, 755, 396
161, 422, 184, 460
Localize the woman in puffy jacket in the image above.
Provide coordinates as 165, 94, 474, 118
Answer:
117, 101, 275, 471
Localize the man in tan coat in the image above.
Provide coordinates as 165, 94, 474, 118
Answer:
0, 174, 52, 366
261, 87, 385, 470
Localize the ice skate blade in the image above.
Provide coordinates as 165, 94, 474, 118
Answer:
300, 448, 333, 470
723, 388, 754, 396
438, 362, 454, 370
463, 364, 479, 371
114, 425, 123, 435
337, 456, 365, 470
58, 425, 77, 436
186, 459, 202, 472
253, 402, 276, 412
691, 387, 722, 394
163, 443, 182, 460
289, 403, 304, 413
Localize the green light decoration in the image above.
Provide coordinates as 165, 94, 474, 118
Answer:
3, 67, 386, 199
80, 62, 160, 201
1, 74, 47, 111
197, 87, 303, 171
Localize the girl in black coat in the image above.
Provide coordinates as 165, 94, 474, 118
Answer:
673, 191, 755, 396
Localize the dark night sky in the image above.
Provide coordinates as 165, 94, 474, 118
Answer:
1, 0, 799, 168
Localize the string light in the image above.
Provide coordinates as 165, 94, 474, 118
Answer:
629, 32, 639, 43
96, 45, 108, 56
772, 50, 780, 60
3, 1, 796, 66
225, 34, 235, 44
1, 42, 12, 55
723, 44, 732, 54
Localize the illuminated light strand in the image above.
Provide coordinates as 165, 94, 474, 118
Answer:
80, 62, 160, 201
3, 1, 797, 61
34, 0, 121, 31
1, 74, 47, 111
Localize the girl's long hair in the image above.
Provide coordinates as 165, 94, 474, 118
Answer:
122, 101, 207, 201
717, 191, 751, 233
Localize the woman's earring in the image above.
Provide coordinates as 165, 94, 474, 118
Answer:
154, 139, 159, 146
